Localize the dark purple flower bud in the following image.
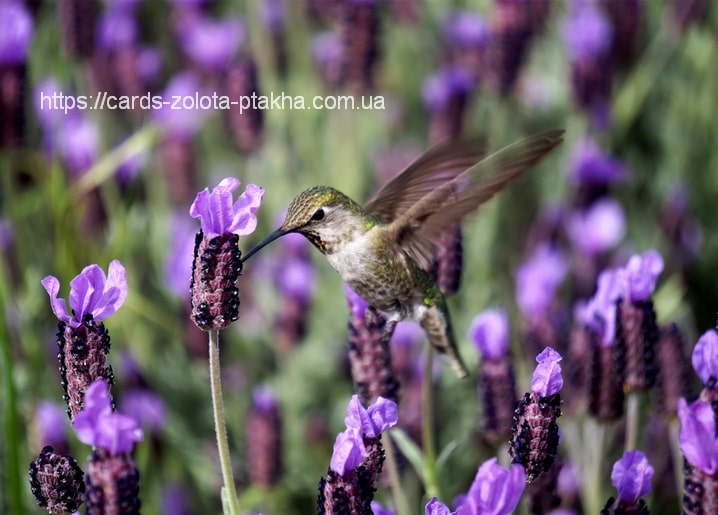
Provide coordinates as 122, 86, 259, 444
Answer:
224, 57, 264, 153
74, 379, 143, 454
569, 137, 627, 187
587, 327, 625, 420
260, 0, 285, 33
600, 0, 643, 64
422, 66, 475, 113
610, 450, 654, 504
29, 446, 85, 514
120, 390, 168, 433
312, 31, 343, 90
247, 386, 283, 486
42, 260, 128, 329
670, 0, 709, 33
691, 329, 718, 387
345, 285, 400, 405
531, 347, 564, 397
337, 0, 379, 93
470, 308, 509, 360
84, 448, 141, 515
178, 15, 244, 71
429, 225, 464, 296
654, 324, 692, 418
459, 458, 526, 514
515, 245, 568, 323
0, 1, 34, 64
566, 199, 626, 256
59, 0, 99, 58
189, 178, 263, 330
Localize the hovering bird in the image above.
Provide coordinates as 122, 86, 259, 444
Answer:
241, 130, 564, 377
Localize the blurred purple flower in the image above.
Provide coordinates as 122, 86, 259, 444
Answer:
620, 249, 663, 302
57, 114, 100, 177
120, 390, 167, 433
33, 77, 66, 133
104, 0, 143, 12
344, 284, 370, 318
422, 66, 475, 112
136, 45, 162, 84
260, 0, 285, 32
330, 428, 366, 475
469, 308, 509, 360
35, 401, 69, 446
691, 329, 718, 386
678, 397, 718, 474
178, 15, 244, 71
575, 268, 622, 346
0, 218, 13, 250
97, 9, 138, 50
162, 483, 190, 515
153, 72, 209, 138
189, 177, 264, 239
425, 497, 452, 515
164, 212, 197, 300
566, 198, 625, 255
568, 137, 627, 186
561, 2, 613, 61
276, 259, 315, 302
457, 458, 526, 515
42, 260, 128, 328
0, 1, 34, 64
391, 320, 425, 348
443, 11, 489, 48
515, 244, 568, 321
73, 379, 143, 454
252, 385, 278, 413
531, 347, 563, 397
312, 31, 342, 67
610, 450, 654, 504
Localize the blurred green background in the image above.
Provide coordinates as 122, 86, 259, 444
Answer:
1, 0, 718, 514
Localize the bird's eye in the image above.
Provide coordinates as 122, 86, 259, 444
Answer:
311, 208, 325, 221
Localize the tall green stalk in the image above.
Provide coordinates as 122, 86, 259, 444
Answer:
422, 345, 440, 500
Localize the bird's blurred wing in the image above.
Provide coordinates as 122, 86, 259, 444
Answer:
364, 139, 486, 223
385, 129, 565, 271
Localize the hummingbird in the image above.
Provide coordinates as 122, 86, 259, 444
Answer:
241, 130, 564, 377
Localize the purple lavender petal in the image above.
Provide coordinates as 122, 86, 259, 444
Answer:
531, 347, 564, 396
515, 244, 568, 321
178, 15, 244, 71
366, 396, 398, 435
344, 395, 371, 433
463, 458, 525, 515
329, 428, 366, 475
120, 390, 168, 433
568, 137, 627, 186
74, 380, 143, 454
468, 308, 509, 360
97, 9, 137, 50
41, 275, 73, 325
35, 401, 69, 445
622, 249, 664, 302
371, 501, 396, 515
422, 66, 475, 112
229, 183, 264, 236
443, 11, 489, 48
189, 178, 264, 239
391, 320, 425, 348
0, 1, 34, 65
153, 72, 209, 138
561, 2, 613, 61
611, 450, 654, 503
677, 397, 718, 474
566, 199, 626, 255
344, 284, 370, 319
574, 268, 622, 346
57, 115, 99, 177
277, 260, 315, 302
252, 385, 278, 413
425, 497, 453, 515
691, 329, 718, 386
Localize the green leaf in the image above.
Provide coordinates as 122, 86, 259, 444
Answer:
436, 439, 459, 473
389, 428, 426, 482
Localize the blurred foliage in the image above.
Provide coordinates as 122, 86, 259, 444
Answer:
1, 0, 718, 514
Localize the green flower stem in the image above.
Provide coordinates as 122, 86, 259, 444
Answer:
668, 418, 684, 512
625, 391, 640, 451
383, 429, 412, 515
208, 328, 240, 515
422, 344, 440, 500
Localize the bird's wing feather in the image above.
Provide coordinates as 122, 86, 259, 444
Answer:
385, 129, 565, 271
364, 139, 486, 223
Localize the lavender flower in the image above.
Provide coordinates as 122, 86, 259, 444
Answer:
679, 397, 718, 514
608, 450, 653, 506
247, 386, 283, 487
312, 31, 343, 90
42, 260, 128, 329
120, 390, 168, 434
575, 268, 623, 347
427, 458, 526, 515
153, 72, 209, 139
96, 9, 138, 51
74, 379, 143, 454
189, 178, 263, 330
566, 199, 626, 256
59, 0, 99, 58
691, 329, 718, 387
29, 446, 85, 514
620, 250, 664, 302
422, 66, 474, 142
318, 395, 398, 514
56, 114, 100, 177
568, 137, 627, 188
470, 308, 509, 360
515, 244, 568, 323
224, 57, 264, 153
178, 15, 244, 71
165, 212, 200, 300
655, 324, 692, 418
336, 0, 379, 93
443, 11, 489, 50
33, 402, 70, 454
510, 347, 563, 482
0, 1, 33, 64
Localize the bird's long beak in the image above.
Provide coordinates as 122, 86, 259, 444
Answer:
240, 228, 288, 263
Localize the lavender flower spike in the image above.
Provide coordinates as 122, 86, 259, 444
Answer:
190, 177, 264, 239
42, 260, 128, 328
531, 347, 563, 397
73, 379, 143, 454
611, 450, 654, 504
692, 329, 718, 387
